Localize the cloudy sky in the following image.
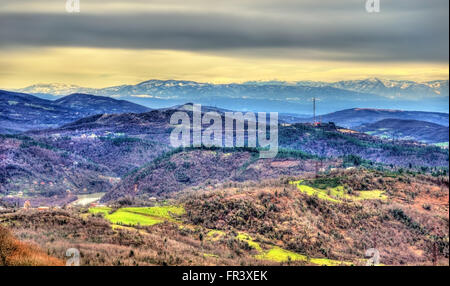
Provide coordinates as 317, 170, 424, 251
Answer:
0, 0, 448, 88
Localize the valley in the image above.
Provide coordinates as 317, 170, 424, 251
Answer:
0, 91, 448, 266
1, 169, 448, 266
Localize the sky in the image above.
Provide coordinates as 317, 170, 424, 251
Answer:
0, 0, 448, 88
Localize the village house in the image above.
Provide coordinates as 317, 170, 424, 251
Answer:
23, 200, 32, 209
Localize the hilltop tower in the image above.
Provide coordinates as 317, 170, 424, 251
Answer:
313, 97, 316, 124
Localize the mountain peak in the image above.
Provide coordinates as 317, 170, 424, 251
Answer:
136, 79, 201, 87
365, 77, 382, 82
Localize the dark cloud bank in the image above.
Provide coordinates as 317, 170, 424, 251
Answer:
0, 0, 448, 62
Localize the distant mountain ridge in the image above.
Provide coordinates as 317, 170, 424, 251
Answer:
29, 103, 449, 169
296, 108, 449, 128
355, 119, 449, 144
54, 93, 150, 114
2, 100, 448, 202
0, 90, 150, 133
13, 78, 449, 114
295, 78, 449, 99
18, 78, 449, 100
0, 90, 77, 133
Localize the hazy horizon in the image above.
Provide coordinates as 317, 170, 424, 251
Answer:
5, 77, 449, 91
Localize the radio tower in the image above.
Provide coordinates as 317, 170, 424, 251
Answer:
313, 97, 316, 124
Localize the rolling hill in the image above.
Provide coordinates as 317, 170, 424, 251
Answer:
27, 103, 448, 186
279, 123, 448, 167
296, 108, 449, 128
356, 119, 449, 144
54, 93, 150, 115
0, 90, 78, 133
2, 167, 447, 266
0, 225, 63, 266
101, 147, 332, 201
0, 134, 115, 205
102, 124, 449, 202
1, 98, 447, 213
0, 90, 151, 133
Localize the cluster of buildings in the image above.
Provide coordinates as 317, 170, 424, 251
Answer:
22, 201, 57, 211
88, 202, 107, 208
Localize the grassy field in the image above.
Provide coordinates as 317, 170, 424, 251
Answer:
236, 232, 262, 251
206, 229, 226, 241
122, 206, 185, 219
106, 209, 163, 226
255, 246, 351, 266
89, 205, 185, 226
88, 206, 111, 215
234, 231, 352, 266
291, 180, 387, 203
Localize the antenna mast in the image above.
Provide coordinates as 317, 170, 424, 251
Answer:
313, 97, 316, 124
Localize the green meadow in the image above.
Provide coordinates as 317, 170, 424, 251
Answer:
233, 232, 352, 266
206, 229, 226, 241
291, 180, 387, 203
255, 246, 352, 266
89, 205, 185, 226
88, 206, 111, 215
236, 232, 262, 251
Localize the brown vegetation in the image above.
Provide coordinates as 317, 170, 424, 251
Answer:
1, 168, 447, 266
182, 169, 449, 265
0, 224, 63, 266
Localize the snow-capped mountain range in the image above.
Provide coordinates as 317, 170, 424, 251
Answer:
13, 78, 449, 114
17, 78, 449, 98
295, 78, 449, 99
